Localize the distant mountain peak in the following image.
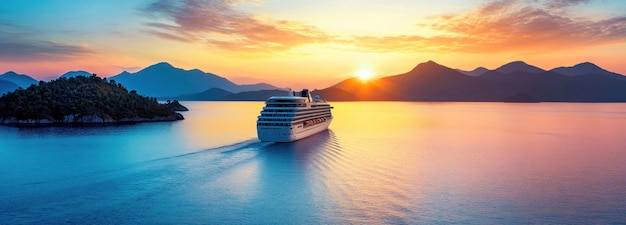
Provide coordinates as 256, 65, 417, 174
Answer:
578, 61, 596, 66
136, 62, 181, 76
1, 71, 39, 88
60, 70, 91, 78
189, 69, 204, 73
113, 71, 132, 78
146, 62, 176, 69
319, 60, 626, 102
550, 61, 618, 77
1, 71, 32, 78
107, 62, 278, 97
422, 60, 442, 66
65, 70, 90, 74
410, 60, 448, 72
574, 62, 601, 69
155, 62, 173, 67
496, 61, 545, 74
457, 67, 488, 76
143, 62, 176, 71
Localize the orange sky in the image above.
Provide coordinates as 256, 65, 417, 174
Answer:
1, 0, 625, 89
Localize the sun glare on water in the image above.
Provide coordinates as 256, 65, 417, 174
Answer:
356, 68, 375, 82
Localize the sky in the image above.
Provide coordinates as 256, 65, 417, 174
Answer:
1, 0, 625, 89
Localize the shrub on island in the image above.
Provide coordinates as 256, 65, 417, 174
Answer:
0, 74, 184, 125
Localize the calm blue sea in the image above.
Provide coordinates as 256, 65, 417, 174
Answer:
1, 102, 626, 224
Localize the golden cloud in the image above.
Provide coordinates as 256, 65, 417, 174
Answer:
142, 0, 332, 52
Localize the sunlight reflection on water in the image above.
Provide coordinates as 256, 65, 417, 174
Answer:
1, 102, 626, 224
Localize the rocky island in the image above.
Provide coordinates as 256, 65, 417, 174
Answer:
0, 74, 184, 125
164, 100, 189, 111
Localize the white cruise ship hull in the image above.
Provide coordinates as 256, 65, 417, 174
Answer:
258, 117, 332, 142
257, 89, 333, 142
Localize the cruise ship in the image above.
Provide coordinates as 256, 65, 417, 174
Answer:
257, 89, 333, 142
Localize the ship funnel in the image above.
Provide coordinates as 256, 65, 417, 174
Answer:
301, 89, 311, 102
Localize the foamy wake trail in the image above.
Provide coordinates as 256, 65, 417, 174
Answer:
13, 139, 268, 189
148, 138, 269, 162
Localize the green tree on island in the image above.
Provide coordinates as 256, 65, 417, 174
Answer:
0, 74, 184, 124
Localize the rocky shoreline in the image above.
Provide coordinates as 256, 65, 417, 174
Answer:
0, 113, 184, 125
165, 100, 189, 111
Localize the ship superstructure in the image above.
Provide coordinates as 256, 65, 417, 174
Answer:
257, 89, 333, 142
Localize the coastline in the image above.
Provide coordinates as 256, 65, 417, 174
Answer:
0, 113, 184, 126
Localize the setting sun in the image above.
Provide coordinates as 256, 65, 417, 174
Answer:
356, 68, 375, 82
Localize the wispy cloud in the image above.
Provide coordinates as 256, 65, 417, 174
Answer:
349, 0, 626, 53
0, 23, 94, 61
141, 0, 332, 51
0, 36, 94, 62
545, 0, 592, 8
140, 0, 625, 54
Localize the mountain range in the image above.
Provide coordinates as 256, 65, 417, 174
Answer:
108, 62, 277, 97
0, 63, 278, 97
315, 61, 626, 102
2, 61, 626, 102
168, 88, 289, 101
0, 71, 39, 88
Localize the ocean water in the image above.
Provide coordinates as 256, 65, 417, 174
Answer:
1, 102, 626, 224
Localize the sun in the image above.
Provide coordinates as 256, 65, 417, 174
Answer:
355, 68, 375, 82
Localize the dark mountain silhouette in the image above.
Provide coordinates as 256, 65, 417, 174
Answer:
109, 62, 277, 97
238, 83, 280, 92
169, 88, 289, 101
382, 61, 493, 101
0, 79, 19, 94
550, 62, 625, 80
60, 70, 91, 79
317, 60, 626, 102
168, 88, 234, 101
495, 61, 545, 74
322, 77, 394, 100
0, 71, 39, 88
457, 67, 488, 76
316, 61, 493, 101
222, 89, 289, 101
503, 93, 540, 103
3, 60, 626, 102
311, 87, 358, 101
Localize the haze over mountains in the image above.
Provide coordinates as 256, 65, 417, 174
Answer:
0, 71, 39, 88
0, 71, 38, 94
2, 61, 626, 102
0, 79, 19, 95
